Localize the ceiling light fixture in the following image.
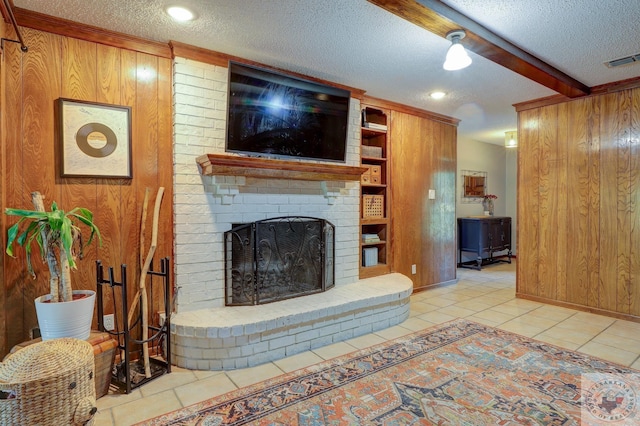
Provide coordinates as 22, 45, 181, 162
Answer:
429, 91, 446, 100
505, 131, 518, 148
443, 30, 472, 71
166, 6, 195, 22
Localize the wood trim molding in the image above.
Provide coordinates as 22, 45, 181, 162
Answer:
363, 95, 460, 126
196, 154, 368, 182
367, 0, 590, 98
170, 40, 366, 100
13, 7, 171, 58
514, 76, 640, 111
517, 293, 640, 324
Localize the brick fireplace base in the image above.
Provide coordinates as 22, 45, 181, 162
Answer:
170, 273, 413, 370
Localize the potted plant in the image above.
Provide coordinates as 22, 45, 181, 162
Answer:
5, 191, 102, 340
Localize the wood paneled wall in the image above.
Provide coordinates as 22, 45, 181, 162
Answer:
389, 109, 458, 289
517, 87, 640, 321
1, 27, 173, 355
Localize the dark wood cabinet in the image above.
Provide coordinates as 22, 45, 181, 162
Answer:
458, 216, 512, 270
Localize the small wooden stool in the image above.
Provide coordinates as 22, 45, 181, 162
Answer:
9, 331, 118, 399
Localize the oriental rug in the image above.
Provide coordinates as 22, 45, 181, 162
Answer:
138, 319, 639, 425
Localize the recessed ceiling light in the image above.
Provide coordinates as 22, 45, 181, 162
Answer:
429, 91, 446, 100
166, 6, 195, 22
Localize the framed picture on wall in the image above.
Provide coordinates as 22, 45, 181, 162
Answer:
58, 98, 132, 178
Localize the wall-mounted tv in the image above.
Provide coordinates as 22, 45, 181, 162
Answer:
226, 62, 351, 163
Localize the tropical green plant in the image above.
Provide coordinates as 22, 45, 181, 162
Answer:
5, 192, 101, 303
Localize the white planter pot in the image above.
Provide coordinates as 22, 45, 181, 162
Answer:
34, 290, 96, 341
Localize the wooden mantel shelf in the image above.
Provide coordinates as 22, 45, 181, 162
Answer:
196, 154, 368, 182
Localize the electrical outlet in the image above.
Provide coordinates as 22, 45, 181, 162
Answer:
103, 314, 115, 331
411, 264, 417, 275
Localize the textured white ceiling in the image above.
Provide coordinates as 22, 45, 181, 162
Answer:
13, 0, 640, 145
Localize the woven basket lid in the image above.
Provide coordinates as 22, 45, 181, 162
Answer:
0, 338, 93, 383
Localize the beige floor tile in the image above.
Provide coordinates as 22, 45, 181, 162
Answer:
489, 304, 537, 317
512, 313, 562, 330
554, 319, 610, 336
471, 309, 515, 325
374, 324, 413, 340
139, 369, 199, 398
526, 305, 577, 322
531, 333, 580, 351
193, 369, 220, 380
111, 389, 182, 425
605, 320, 640, 341
438, 292, 473, 302
419, 296, 457, 308
97, 388, 143, 410
274, 351, 325, 373
225, 362, 285, 388
312, 341, 358, 360
92, 409, 114, 426
174, 371, 238, 406
592, 332, 640, 354
578, 341, 638, 367
434, 305, 477, 318
399, 317, 437, 332
571, 311, 616, 328
409, 301, 441, 315
537, 326, 595, 346
631, 357, 640, 370
453, 299, 494, 312
417, 311, 458, 324
497, 321, 551, 338
345, 333, 387, 349
467, 315, 501, 327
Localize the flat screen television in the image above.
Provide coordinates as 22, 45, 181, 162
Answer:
226, 62, 350, 162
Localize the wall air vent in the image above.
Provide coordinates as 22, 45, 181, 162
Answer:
604, 53, 640, 68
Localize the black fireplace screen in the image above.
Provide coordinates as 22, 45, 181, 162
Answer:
224, 216, 335, 306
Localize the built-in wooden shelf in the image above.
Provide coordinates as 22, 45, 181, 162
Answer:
196, 154, 368, 182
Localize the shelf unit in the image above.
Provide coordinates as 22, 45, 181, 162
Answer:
360, 106, 391, 278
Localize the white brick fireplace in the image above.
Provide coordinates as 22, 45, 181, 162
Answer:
170, 57, 411, 370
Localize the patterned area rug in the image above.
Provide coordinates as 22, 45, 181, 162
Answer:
138, 319, 639, 425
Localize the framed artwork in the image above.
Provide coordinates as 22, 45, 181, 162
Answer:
58, 98, 132, 178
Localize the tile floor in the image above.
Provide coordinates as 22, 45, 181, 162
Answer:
94, 261, 640, 425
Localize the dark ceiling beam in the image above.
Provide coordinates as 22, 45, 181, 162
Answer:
367, 0, 590, 98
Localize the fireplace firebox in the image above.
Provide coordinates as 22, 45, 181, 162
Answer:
224, 216, 335, 306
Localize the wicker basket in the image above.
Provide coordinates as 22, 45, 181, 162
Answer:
362, 194, 384, 218
9, 331, 117, 399
362, 145, 383, 158
0, 338, 97, 425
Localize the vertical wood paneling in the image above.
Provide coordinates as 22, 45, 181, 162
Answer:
555, 103, 568, 301
2, 27, 173, 353
95, 44, 122, 316
11, 29, 62, 345
615, 90, 632, 314
156, 56, 174, 295
630, 89, 640, 316
586, 97, 601, 308
390, 110, 457, 289
518, 87, 640, 321
3, 39, 28, 350
60, 37, 98, 296
441, 122, 457, 277
598, 93, 620, 312
566, 98, 590, 305
517, 109, 539, 296
538, 105, 558, 299
391, 112, 423, 286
